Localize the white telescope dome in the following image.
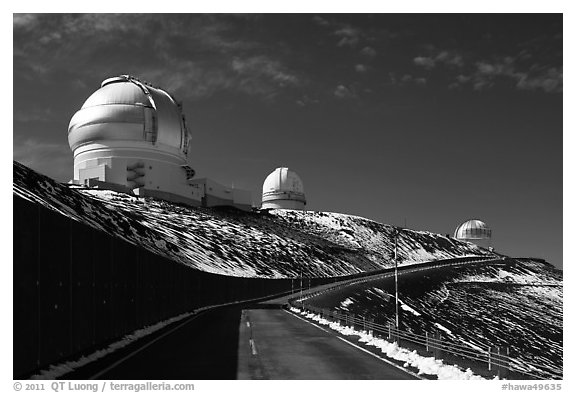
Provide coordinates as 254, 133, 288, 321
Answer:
454, 219, 492, 240
261, 167, 306, 210
67, 75, 198, 201
68, 75, 191, 159
454, 219, 493, 249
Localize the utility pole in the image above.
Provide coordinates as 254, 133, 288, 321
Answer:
394, 229, 399, 330
300, 267, 303, 304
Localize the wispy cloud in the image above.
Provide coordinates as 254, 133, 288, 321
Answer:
334, 26, 361, 47
312, 15, 330, 27
13, 13, 39, 30
333, 84, 356, 99
401, 74, 427, 85
360, 46, 377, 57
136, 54, 302, 102
412, 44, 561, 94
232, 56, 299, 86
450, 57, 562, 93
296, 95, 320, 107
14, 14, 302, 101
231, 55, 301, 100
413, 50, 464, 69
516, 67, 562, 93
413, 56, 436, 69
435, 51, 464, 67
388, 73, 426, 87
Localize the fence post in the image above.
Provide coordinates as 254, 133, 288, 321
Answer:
433, 332, 442, 358
496, 346, 501, 378
363, 315, 366, 332
425, 331, 429, 351
495, 346, 510, 379
487, 346, 492, 371
388, 323, 392, 340
368, 318, 373, 336
501, 347, 510, 378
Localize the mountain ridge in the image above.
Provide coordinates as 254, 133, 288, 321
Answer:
13, 160, 495, 278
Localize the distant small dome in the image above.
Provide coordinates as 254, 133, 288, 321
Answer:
261, 167, 306, 210
454, 219, 492, 240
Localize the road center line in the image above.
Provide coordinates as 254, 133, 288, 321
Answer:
249, 338, 258, 355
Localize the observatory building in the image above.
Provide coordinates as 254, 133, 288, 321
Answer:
261, 167, 306, 210
68, 75, 251, 210
454, 219, 492, 249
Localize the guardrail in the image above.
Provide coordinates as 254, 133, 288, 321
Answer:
292, 256, 503, 303
287, 257, 561, 380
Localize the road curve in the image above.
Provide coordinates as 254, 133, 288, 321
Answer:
64, 257, 501, 380
237, 305, 417, 379
68, 302, 416, 379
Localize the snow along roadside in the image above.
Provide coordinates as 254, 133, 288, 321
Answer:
29, 311, 195, 379
289, 307, 492, 380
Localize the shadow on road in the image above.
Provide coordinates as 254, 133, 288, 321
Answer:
65, 305, 244, 380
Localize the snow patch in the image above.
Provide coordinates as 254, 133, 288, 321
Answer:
29, 311, 195, 379
434, 323, 454, 336
290, 307, 487, 380
340, 298, 354, 310
399, 300, 421, 316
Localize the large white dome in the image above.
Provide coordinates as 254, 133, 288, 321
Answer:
67, 75, 198, 201
68, 75, 191, 160
454, 219, 492, 240
261, 167, 306, 210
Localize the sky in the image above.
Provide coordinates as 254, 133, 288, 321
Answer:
12, 13, 563, 268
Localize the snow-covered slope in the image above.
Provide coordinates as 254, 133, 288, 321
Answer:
305, 258, 563, 379
271, 209, 493, 267
13, 161, 495, 278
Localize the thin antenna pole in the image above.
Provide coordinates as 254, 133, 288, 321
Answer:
394, 230, 399, 329
300, 267, 303, 304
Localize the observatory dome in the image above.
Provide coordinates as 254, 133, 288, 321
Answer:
261, 167, 306, 210
454, 219, 492, 249
67, 75, 199, 204
68, 75, 190, 158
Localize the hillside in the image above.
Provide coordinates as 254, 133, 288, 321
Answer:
13, 161, 494, 278
304, 258, 563, 379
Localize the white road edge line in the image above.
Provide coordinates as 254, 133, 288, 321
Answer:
334, 337, 422, 380
287, 310, 332, 334
285, 310, 423, 380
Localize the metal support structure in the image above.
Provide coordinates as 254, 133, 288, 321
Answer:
299, 268, 303, 303
394, 230, 399, 329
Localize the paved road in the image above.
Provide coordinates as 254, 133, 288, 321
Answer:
70, 304, 244, 380
68, 301, 415, 379
237, 305, 416, 379
62, 257, 500, 380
